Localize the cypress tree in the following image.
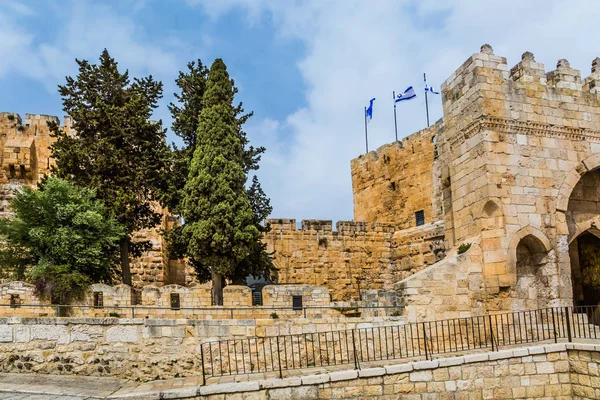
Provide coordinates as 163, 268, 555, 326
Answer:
181, 59, 262, 305
49, 50, 171, 286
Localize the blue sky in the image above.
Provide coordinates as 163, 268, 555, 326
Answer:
1, 0, 599, 224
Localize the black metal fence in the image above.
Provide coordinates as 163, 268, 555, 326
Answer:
199, 306, 600, 383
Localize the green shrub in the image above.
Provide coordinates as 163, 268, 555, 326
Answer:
7, 114, 15, 121
270, 312, 279, 319
458, 243, 472, 255
109, 312, 120, 318
391, 310, 402, 317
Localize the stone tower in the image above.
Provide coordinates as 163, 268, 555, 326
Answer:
436, 45, 600, 310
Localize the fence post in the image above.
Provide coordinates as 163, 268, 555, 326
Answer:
422, 322, 429, 360
488, 315, 495, 352
131, 307, 135, 319
565, 307, 572, 342
276, 336, 283, 379
551, 308, 557, 343
304, 307, 307, 318
200, 344, 206, 386
57, 305, 60, 318
352, 329, 360, 370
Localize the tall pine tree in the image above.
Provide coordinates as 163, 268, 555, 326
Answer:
49, 50, 171, 286
180, 59, 270, 305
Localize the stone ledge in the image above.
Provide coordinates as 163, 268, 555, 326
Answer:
329, 370, 358, 381
357, 367, 385, 378
198, 381, 260, 395
301, 374, 330, 385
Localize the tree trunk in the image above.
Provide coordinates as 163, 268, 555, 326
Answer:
121, 238, 132, 286
212, 271, 224, 306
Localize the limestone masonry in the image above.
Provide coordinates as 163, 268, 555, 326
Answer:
2, 45, 600, 319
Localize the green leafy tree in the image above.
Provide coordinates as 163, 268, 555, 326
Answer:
0, 177, 124, 303
164, 59, 265, 213
177, 59, 272, 305
49, 49, 171, 286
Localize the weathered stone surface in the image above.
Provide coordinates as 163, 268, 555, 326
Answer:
106, 325, 138, 343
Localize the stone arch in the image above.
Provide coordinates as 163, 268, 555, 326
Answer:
508, 225, 552, 265
507, 227, 556, 309
556, 154, 600, 213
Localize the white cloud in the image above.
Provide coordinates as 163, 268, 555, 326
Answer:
189, 0, 600, 223
0, 1, 180, 92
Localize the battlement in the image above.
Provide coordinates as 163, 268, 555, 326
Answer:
265, 218, 396, 234
441, 45, 600, 134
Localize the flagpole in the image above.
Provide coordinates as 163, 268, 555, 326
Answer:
393, 91, 398, 141
424, 72, 430, 127
364, 106, 369, 153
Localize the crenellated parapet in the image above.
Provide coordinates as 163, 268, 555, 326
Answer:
441, 45, 600, 137
265, 218, 396, 234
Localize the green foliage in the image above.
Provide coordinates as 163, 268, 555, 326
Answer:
7, 114, 15, 121
49, 49, 171, 284
458, 242, 472, 255
165, 59, 265, 214
180, 59, 260, 291
391, 310, 402, 317
109, 312, 120, 318
270, 312, 279, 319
168, 58, 275, 300
0, 177, 125, 303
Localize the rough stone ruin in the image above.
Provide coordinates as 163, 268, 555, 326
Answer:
2, 45, 600, 321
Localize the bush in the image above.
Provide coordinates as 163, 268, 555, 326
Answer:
458, 242, 472, 255
0, 177, 125, 303
391, 310, 402, 317
109, 312, 120, 318
270, 312, 279, 319
7, 114, 15, 121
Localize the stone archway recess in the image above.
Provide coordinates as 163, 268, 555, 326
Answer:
555, 154, 600, 306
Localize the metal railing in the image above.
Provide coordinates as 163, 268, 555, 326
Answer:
0, 303, 405, 319
198, 306, 600, 383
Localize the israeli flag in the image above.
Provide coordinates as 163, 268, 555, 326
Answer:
366, 98, 376, 122
425, 84, 439, 94
394, 86, 416, 108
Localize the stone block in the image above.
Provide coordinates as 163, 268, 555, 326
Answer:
106, 325, 138, 343
329, 370, 358, 381
0, 325, 12, 342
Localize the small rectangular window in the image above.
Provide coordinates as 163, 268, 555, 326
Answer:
170, 293, 181, 310
252, 291, 263, 306
292, 295, 303, 310
93, 292, 104, 308
415, 210, 425, 226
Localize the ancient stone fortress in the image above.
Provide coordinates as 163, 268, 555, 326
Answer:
266, 45, 600, 321
2, 45, 600, 324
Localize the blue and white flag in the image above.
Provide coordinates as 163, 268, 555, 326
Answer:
394, 86, 416, 108
424, 75, 439, 94
366, 98, 376, 122
424, 84, 439, 94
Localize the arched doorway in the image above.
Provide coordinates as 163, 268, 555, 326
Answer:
566, 168, 600, 306
513, 234, 553, 308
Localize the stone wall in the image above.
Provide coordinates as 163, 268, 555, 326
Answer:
188, 343, 599, 400
351, 126, 442, 228
395, 242, 485, 321
434, 46, 600, 312
264, 219, 445, 301
0, 282, 346, 320
0, 316, 405, 380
